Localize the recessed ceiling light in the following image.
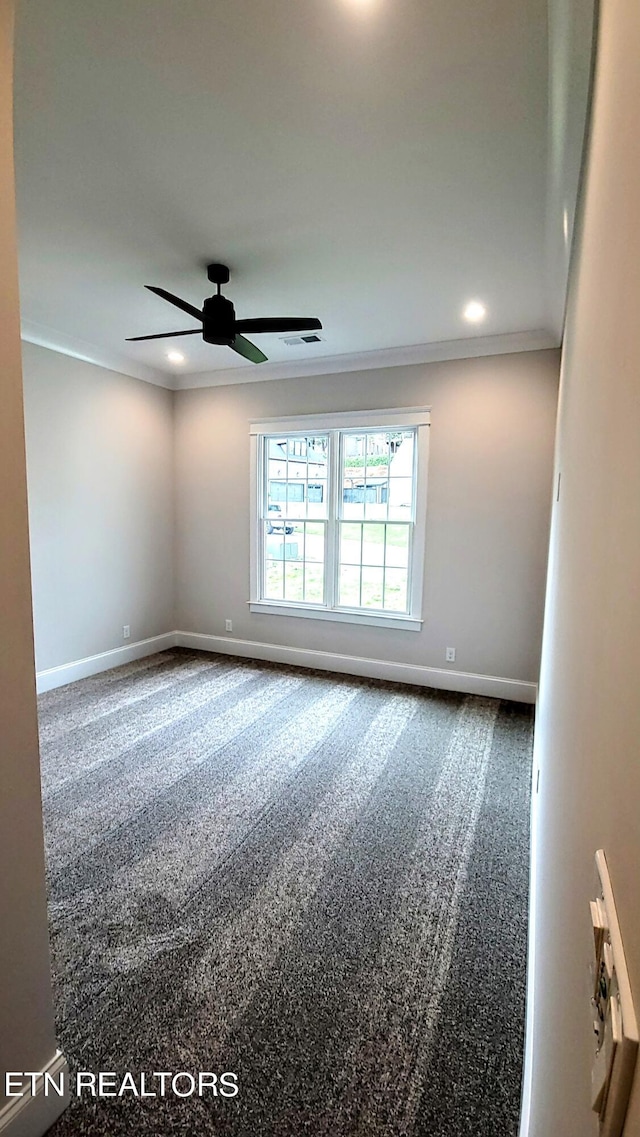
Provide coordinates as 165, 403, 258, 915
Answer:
463, 300, 487, 323
342, 0, 380, 12
167, 350, 185, 364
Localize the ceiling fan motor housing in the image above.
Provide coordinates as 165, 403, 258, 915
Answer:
203, 294, 236, 345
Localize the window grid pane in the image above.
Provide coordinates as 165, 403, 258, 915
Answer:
260, 428, 419, 617
264, 434, 329, 522
263, 518, 326, 606
339, 428, 416, 523
337, 520, 412, 614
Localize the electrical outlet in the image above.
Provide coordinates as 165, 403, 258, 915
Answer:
123, 625, 130, 640
225, 619, 233, 633
445, 646, 456, 663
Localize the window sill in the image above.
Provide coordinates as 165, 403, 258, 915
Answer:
248, 600, 422, 631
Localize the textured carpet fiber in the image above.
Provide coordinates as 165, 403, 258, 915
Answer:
39, 649, 532, 1136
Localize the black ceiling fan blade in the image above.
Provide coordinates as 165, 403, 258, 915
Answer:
234, 317, 322, 335
145, 285, 203, 323
231, 335, 268, 364
126, 329, 202, 342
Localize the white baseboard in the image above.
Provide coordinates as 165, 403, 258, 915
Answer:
34, 628, 537, 702
36, 632, 177, 693
0, 1052, 69, 1137
175, 631, 537, 703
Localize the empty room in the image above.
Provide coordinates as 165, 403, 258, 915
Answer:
3, 2, 640, 1137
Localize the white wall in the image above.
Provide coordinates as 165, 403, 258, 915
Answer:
526, 0, 640, 1133
0, 0, 59, 1115
22, 342, 175, 673
175, 349, 559, 686
545, 0, 596, 338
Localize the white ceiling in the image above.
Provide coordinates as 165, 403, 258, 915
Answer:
13, 0, 560, 388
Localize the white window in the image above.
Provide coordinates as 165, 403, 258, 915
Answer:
249, 408, 430, 630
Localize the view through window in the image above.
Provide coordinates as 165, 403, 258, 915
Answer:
259, 426, 420, 618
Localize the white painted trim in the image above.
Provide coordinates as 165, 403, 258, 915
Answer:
249, 438, 260, 611
0, 1052, 69, 1137
20, 326, 559, 392
35, 633, 177, 693
249, 412, 430, 628
177, 329, 559, 389
518, 750, 541, 1137
174, 631, 537, 703
34, 627, 538, 702
248, 600, 422, 631
410, 422, 430, 620
250, 406, 431, 433
596, 849, 639, 1042
21, 320, 172, 389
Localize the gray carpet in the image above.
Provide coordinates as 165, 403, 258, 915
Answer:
39, 649, 532, 1136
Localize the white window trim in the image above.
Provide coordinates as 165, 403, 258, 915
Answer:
249, 407, 430, 631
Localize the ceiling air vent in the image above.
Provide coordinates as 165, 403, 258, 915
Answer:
281, 333, 324, 346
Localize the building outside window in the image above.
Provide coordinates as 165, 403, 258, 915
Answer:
250, 408, 430, 631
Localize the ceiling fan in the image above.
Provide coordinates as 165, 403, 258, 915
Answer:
126, 263, 322, 364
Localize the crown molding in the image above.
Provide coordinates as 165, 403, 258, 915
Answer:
176, 329, 559, 390
20, 320, 173, 389
19, 324, 559, 392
